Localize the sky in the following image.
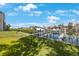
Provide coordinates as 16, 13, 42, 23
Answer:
0, 3, 79, 28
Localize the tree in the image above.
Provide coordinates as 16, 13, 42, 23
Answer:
58, 24, 64, 27
67, 22, 75, 35
5, 24, 11, 31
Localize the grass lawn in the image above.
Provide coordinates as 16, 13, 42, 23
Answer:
0, 31, 29, 45
0, 31, 79, 56
0, 31, 30, 55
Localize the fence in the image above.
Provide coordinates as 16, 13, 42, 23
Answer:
34, 32, 79, 46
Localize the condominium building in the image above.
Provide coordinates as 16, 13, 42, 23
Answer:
0, 11, 5, 31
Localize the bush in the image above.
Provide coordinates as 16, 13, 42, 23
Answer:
10, 28, 35, 34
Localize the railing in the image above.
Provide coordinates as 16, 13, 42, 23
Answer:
34, 32, 79, 46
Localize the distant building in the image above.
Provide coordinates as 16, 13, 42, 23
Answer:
35, 27, 45, 32
75, 23, 79, 36
47, 26, 67, 34
0, 11, 5, 31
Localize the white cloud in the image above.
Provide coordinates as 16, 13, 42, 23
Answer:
0, 3, 6, 6
7, 12, 17, 16
23, 4, 37, 11
15, 4, 37, 11
55, 10, 68, 16
55, 10, 79, 16
27, 11, 42, 16
11, 22, 55, 28
11, 23, 27, 28
28, 13, 33, 16
33, 11, 42, 16
11, 23, 43, 28
68, 18, 77, 26
71, 19, 76, 26
70, 10, 79, 15
14, 4, 42, 16
48, 16, 60, 23
14, 5, 23, 11
71, 19, 76, 22
55, 10, 67, 13
0, 3, 6, 8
